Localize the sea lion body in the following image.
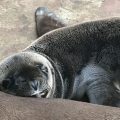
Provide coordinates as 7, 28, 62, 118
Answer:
0, 7, 120, 107
25, 18, 120, 100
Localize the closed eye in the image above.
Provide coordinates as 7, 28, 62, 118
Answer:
15, 78, 26, 85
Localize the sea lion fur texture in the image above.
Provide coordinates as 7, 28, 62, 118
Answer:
0, 7, 120, 107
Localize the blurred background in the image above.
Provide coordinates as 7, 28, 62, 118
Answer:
0, 0, 120, 60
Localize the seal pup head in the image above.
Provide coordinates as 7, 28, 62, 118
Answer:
0, 52, 55, 98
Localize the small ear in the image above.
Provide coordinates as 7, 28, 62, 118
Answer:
36, 64, 48, 73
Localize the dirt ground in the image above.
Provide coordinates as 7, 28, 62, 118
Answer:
0, 0, 120, 60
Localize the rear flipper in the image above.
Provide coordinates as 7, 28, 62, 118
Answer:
35, 7, 65, 37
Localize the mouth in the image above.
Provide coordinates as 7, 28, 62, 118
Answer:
31, 89, 48, 98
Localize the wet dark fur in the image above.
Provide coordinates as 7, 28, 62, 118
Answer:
1, 7, 120, 107
0, 64, 50, 97
25, 17, 120, 106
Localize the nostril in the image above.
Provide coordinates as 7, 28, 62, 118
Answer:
32, 85, 37, 91
2, 80, 10, 89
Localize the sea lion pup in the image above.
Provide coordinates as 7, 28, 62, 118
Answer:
0, 7, 120, 107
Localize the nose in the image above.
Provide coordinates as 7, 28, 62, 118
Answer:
30, 80, 39, 91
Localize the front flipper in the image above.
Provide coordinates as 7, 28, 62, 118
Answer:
35, 7, 65, 37
87, 80, 117, 106
81, 64, 119, 107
